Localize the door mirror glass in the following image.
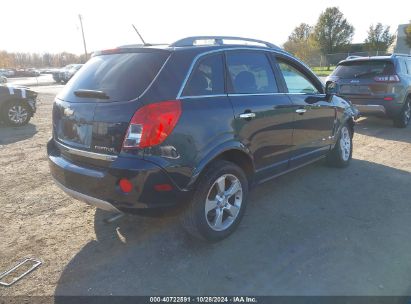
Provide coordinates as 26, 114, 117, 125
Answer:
325, 81, 339, 96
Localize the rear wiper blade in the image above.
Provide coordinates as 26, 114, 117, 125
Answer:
74, 89, 110, 99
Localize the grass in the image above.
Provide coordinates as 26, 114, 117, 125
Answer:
311, 66, 336, 77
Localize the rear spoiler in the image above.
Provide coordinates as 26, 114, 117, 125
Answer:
92, 47, 170, 57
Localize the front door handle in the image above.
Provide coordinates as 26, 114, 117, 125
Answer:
295, 108, 307, 115
239, 112, 256, 119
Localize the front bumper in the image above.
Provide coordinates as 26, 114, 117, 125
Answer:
47, 139, 189, 213
26, 98, 37, 113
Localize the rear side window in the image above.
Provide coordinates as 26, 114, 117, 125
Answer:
61, 52, 169, 102
226, 52, 278, 94
407, 59, 411, 75
333, 61, 395, 79
399, 59, 407, 74
182, 54, 224, 96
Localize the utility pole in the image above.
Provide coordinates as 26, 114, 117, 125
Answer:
78, 14, 88, 62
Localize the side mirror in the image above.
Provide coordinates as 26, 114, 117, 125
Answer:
325, 81, 339, 100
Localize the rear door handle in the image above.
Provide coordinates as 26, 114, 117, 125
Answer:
295, 108, 307, 114
239, 113, 256, 119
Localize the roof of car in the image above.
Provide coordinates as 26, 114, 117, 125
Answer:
98, 36, 290, 56
339, 54, 411, 65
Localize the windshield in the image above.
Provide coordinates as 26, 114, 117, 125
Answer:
58, 51, 169, 102
333, 60, 395, 79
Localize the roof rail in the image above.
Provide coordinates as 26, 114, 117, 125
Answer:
392, 53, 411, 57
170, 36, 280, 49
346, 55, 364, 60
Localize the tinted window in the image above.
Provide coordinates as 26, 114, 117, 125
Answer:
398, 59, 408, 74
333, 60, 395, 79
407, 59, 411, 75
278, 60, 319, 94
226, 52, 278, 94
183, 54, 224, 96
60, 52, 169, 102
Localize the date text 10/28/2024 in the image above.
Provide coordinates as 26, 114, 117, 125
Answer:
149, 297, 257, 303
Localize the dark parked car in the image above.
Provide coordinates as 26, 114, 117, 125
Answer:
326, 54, 411, 128
61, 64, 83, 83
52, 64, 76, 83
47, 36, 357, 241
0, 84, 37, 126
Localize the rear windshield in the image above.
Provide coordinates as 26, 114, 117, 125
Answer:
333, 60, 395, 79
59, 52, 169, 102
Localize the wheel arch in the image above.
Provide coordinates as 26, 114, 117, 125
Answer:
187, 143, 255, 190
1, 98, 33, 113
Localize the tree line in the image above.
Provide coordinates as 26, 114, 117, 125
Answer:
2, 8, 410, 69
283, 7, 411, 67
0, 51, 87, 69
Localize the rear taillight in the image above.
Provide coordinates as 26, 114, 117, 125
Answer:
374, 75, 400, 82
123, 100, 182, 149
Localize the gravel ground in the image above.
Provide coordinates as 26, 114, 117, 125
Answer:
1, 91, 411, 296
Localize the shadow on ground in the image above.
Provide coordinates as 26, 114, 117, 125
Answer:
0, 123, 37, 145
54, 159, 411, 296
355, 116, 411, 144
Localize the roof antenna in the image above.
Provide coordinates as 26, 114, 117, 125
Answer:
132, 24, 147, 45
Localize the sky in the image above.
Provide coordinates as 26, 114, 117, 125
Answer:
1, 0, 410, 55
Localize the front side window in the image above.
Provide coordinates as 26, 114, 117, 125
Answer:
277, 60, 320, 94
182, 54, 224, 97
226, 52, 278, 94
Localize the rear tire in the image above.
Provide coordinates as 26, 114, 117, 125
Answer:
327, 122, 353, 168
181, 160, 248, 242
2, 101, 31, 126
393, 99, 411, 128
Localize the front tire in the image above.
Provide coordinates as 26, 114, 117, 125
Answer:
181, 160, 248, 242
327, 122, 353, 168
2, 101, 31, 126
393, 99, 411, 128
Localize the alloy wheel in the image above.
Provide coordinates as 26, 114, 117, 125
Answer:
8, 105, 28, 125
339, 126, 351, 161
404, 101, 411, 126
205, 174, 243, 231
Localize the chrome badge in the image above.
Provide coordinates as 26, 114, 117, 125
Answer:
94, 146, 115, 153
64, 108, 74, 116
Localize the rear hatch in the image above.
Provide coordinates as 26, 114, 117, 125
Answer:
53, 49, 170, 158
331, 60, 396, 102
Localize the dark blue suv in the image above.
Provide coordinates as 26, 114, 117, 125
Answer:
47, 36, 357, 241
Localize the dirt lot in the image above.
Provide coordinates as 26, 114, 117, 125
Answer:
1, 90, 411, 296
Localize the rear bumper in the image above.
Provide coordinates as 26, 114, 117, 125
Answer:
347, 97, 404, 118
47, 139, 190, 213
354, 104, 386, 115
52, 177, 122, 213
